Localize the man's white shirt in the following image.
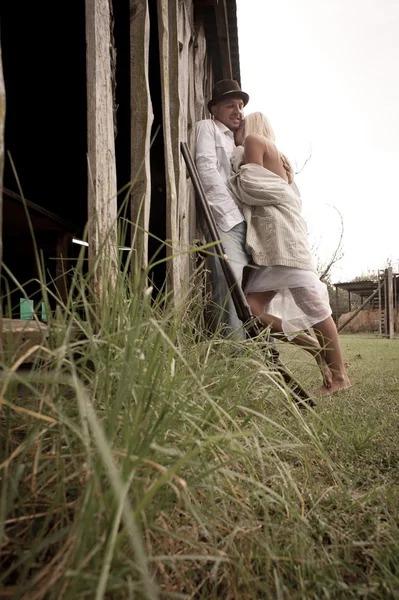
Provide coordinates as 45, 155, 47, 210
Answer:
195, 119, 244, 232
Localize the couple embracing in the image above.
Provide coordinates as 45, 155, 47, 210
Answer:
195, 79, 351, 395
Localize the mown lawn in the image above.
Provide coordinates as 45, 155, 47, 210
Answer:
1, 288, 398, 600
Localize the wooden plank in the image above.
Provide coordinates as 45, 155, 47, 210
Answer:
394, 273, 398, 333
130, 0, 154, 272
155, 0, 213, 302
387, 266, 395, 339
3, 187, 78, 233
1, 318, 48, 364
335, 286, 339, 324
177, 2, 196, 271
85, 0, 118, 300
384, 269, 389, 335
157, 0, 179, 298
378, 269, 383, 336
157, 0, 190, 302
193, 16, 212, 122
191, 11, 214, 257
0, 44, 5, 291
184, 2, 199, 244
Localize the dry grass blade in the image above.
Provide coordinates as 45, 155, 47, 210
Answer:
20, 534, 76, 600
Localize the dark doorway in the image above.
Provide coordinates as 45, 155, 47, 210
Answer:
147, 0, 167, 296
0, 3, 87, 315
0, 1, 168, 315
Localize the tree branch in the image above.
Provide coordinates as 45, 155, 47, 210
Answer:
319, 206, 344, 282
295, 146, 313, 175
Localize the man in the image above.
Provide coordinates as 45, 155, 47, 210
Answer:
195, 79, 251, 337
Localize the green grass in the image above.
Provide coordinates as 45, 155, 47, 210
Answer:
1, 251, 398, 599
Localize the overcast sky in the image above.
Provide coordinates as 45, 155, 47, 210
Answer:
237, 0, 399, 282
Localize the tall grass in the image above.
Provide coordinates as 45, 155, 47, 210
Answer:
1, 227, 398, 598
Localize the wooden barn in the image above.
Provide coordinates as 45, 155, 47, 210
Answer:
0, 0, 242, 323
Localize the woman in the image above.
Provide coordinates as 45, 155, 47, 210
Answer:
230, 112, 351, 394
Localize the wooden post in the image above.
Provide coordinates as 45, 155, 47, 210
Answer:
157, 0, 178, 298
387, 266, 394, 339
157, 0, 190, 303
193, 18, 212, 122
86, 0, 118, 304
178, 2, 197, 264
396, 273, 398, 334
335, 285, 339, 324
348, 290, 352, 312
130, 0, 154, 272
384, 269, 389, 336
0, 44, 5, 292
378, 270, 383, 336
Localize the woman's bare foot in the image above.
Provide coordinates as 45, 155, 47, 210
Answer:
317, 374, 352, 396
315, 354, 333, 388
319, 358, 334, 389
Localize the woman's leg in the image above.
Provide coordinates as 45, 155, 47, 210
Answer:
288, 285, 351, 394
247, 291, 333, 387
313, 316, 351, 394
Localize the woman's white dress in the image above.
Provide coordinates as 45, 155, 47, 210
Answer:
244, 264, 331, 340
230, 146, 332, 340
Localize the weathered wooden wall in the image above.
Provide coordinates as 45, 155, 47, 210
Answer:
0, 0, 235, 309
129, 0, 214, 301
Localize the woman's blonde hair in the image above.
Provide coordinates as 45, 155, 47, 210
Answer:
244, 111, 276, 142
244, 112, 294, 184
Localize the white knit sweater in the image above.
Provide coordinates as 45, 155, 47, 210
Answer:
230, 148, 316, 271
